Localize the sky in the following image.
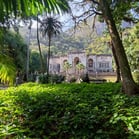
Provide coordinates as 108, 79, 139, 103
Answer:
31, 0, 88, 31
22, 0, 136, 33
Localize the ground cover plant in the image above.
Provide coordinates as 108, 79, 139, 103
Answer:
0, 83, 139, 139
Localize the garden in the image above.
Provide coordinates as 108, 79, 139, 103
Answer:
0, 1, 139, 138
0, 82, 139, 139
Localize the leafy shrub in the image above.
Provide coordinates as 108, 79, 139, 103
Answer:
133, 70, 139, 84
69, 77, 76, 83
38, 74, 49, 83
39, 74, 65, 84
0, 83, 139, 138
81, 73, 90, 83
50, 74, 65, 83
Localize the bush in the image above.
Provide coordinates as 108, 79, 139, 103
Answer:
133, 70, 139, 84
69, 77, 76, 83
0, 83, 139, 139
38, 74, 49, 83
39, 74, 65, 84
81, 73, 90, 83
50, 74, 65, 83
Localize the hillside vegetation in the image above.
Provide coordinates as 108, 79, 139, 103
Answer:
0, 83, 139, 138
19, 21, 111, 56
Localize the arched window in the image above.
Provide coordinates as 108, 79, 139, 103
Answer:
88, 59, 93, 67
74, 57, 80, 66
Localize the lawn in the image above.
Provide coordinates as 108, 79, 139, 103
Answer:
0, 82, 139, 139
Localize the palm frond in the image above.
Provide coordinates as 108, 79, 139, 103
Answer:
0, 53, 16, 85
40, 16, 62, 38
0, 0, 70, 23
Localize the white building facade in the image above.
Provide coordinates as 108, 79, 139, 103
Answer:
49, 51, 113, 75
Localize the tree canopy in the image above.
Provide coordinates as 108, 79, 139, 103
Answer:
123, 23, 139, 71
0, 0, 70, 23
0, 30, 27, 84
69, 0, 139, 95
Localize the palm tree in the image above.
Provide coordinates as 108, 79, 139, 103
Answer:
63, 61, 72, 74
76, 62, 85, 80
40, 16, 62, 76
63, 61, 72, 81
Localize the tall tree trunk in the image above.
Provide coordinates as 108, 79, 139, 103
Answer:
99, 0, 139, 95
26, 19, 32, 81
47, 37, 51, 76
110, 40, 121, 83
26, 28, 31, 81
37, 15, 44, 74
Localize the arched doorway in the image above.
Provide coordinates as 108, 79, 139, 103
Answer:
74, 57, 80, 65
74, 57, 80, 74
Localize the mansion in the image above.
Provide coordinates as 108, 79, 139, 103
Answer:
49, 51, 113, 75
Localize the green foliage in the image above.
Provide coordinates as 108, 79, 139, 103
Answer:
112, 0, 135, 23
133, 70, 139, 84
0, 83, 139, 138
81, 73, 90, 83
0, 30, 27, 85
123, 23, 139, 71
29, 51, 41, 72
76, 62, 85, 71
0, 54, 16, 85
2, 30, 27, 71
39, 74, 65, 84
86, 34, 111, 55
69, 77, 76, 83
63, 61, 72, 73
0, 0, 70, 23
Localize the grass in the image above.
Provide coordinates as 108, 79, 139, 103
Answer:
0, 82, 139, 139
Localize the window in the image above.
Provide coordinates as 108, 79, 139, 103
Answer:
88, 59, 93, 67
99, 62, 109, 68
